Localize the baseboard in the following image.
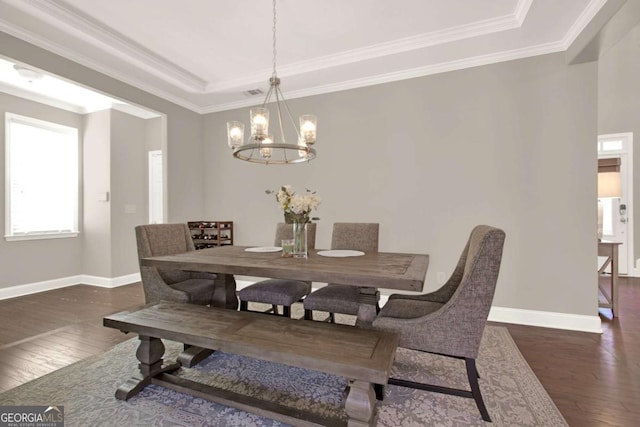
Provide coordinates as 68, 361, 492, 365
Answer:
80, 273, 141, 288
489, 306, 602, 334
239, 280, 602, 333
0, 273, 141, 300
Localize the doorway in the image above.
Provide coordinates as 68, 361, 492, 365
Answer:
598, 132, 634, 275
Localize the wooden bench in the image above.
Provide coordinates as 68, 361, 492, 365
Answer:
103, 301, 398, 427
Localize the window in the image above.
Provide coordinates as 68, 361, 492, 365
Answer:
5, 113, 79, 240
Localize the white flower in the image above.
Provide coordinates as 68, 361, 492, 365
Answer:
269, 185, 320, 220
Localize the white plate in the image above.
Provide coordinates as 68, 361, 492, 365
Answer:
317, 250, 365, 257
245, 246, 282, 253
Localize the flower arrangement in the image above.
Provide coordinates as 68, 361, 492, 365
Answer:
266, 185, 321, 224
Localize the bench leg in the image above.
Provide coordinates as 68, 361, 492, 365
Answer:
177, 345, 215, 368
345, 380, 376, 427
115, 335, 180, 401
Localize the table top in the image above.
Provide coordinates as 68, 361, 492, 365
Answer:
141, 245, 429, 292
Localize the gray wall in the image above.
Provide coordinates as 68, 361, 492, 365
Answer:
82, 110, 111, 277
1, 32, 204, 223
0, 99, 160, 286
0, 92, 84, 287
110, 110, 148, 276
204, 52, 598, 316
1, 31, 206, 289
598, 22, 640, 266
0, 31, 602, 318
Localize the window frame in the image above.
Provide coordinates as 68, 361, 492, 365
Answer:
4, 112, 80, 241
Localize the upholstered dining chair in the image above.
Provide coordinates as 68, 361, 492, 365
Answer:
238, 222, 317, 317
135, 223, 217, 305
303, 222, 379, 323
372, 225, 506, 422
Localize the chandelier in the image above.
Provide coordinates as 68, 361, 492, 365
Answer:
226, 0, 317, 164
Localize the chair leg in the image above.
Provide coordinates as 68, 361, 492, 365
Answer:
466, 358, 491, 422
240, 300, 248, 312
374, 383, 385, 401
304, 309, 313, 320
272, 305, 279, 315
283, 306, 291, 318
387, 356, 491, 422
329, 313, 335, 323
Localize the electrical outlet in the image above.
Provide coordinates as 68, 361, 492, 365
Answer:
436, 272, 447, 285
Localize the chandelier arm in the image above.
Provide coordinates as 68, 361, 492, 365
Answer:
261, 84, 275, 110
274, 84, 288, 145
277, 85, 302, 141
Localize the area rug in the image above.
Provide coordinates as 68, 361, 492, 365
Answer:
0, 325, 567, 426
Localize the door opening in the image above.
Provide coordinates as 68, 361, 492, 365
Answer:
598, 132, 634, 275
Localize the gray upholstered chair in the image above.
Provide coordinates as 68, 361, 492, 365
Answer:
238, 222, 317, 317
372, 225, 505, 422
135, 223, 217, 305
303, 222, 379, 323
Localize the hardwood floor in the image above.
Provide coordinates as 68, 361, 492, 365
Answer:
495, 276, 640, 427
0, 280, 638, 426
0, 284, 143, 392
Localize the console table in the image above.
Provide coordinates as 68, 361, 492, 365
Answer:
598, 240, 622, 317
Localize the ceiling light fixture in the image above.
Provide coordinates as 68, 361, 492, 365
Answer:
13, 65, 44, 83
226, 0, 317, 164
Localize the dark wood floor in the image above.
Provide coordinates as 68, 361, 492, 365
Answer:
495, 276, 640, 427
0, 280, 638, 426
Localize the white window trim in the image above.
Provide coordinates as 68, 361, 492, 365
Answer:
6, 232, 79, 242
4, 113, 80, 241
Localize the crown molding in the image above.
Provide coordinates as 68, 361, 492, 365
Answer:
0, 22, 206, 113
207, 0, 533, 93
514, 0, 534, 25
203, 40, 566, 114
561, 0, 608, 49
5, 0, 535, 97
6, 0, 207, 92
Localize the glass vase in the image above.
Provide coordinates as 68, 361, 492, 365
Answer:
292, 221, 307, 258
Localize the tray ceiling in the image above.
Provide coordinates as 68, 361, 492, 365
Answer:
0, 0, 607, 113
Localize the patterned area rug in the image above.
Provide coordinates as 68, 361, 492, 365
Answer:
0, 324, 567, 426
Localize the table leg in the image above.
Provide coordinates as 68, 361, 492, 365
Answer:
355, 287, 379, 328
212, 273, 238, 310
115, 335, 180, 401
345, 380, 376, 427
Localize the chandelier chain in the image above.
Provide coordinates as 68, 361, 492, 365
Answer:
272, 0, 277, 78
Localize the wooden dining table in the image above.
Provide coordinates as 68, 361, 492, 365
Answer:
141, 245, 430, 327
